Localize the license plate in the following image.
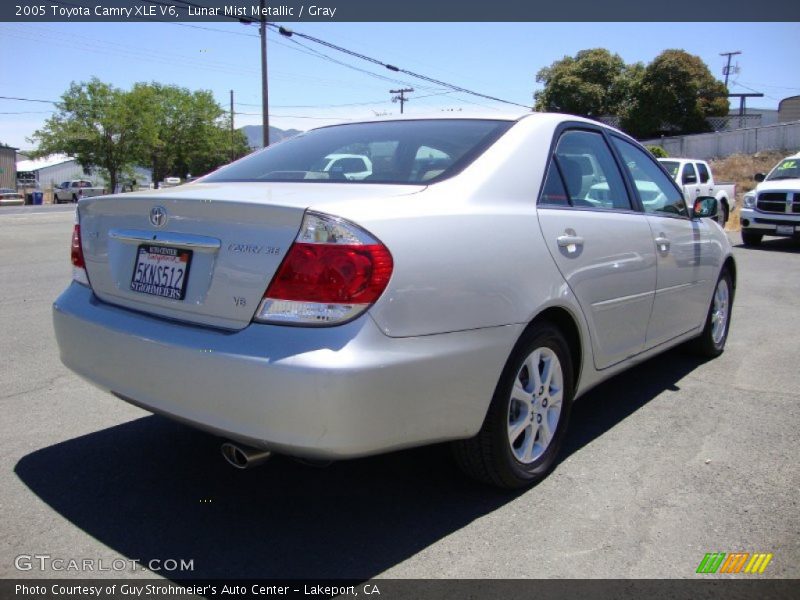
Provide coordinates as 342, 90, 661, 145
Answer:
130, 244, 192, 300
776, 225, 795, 235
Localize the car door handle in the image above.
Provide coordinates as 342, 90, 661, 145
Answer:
654, 236, 671, 252
557, 235, 584, 248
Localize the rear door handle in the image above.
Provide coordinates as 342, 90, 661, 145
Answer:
557, 235, 584, 248
654, 236, 671, 252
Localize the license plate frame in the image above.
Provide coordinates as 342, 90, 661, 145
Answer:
776, 224, 795, 236
130, 244, 193, 300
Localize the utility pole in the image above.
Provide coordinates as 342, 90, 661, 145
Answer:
390, 88, 414, 114
230, 89, 235, 162
260, 0, 269, 148
720, 51, 742, 88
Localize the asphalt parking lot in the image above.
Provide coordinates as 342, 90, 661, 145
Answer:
1, 204, 798, 580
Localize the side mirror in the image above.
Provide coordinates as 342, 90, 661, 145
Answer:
693, 196, 718, 219
754, 173, 766, 182
683, 174, 698, 185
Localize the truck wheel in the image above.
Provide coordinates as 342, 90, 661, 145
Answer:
741, 231, 762, 247
718, 203, 729, 227
53, 196, 59, 205
452, 322, 574, 488
72, 194, 78, 203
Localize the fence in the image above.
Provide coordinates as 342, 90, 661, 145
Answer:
642, 120, 800, 160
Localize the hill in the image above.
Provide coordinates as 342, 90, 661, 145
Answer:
241, 125, 303, 149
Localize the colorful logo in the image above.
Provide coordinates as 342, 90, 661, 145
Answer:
696, 552, 773, 574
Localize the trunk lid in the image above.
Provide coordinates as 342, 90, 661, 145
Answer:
78, 182, 420, 330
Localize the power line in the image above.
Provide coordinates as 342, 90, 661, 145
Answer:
270, 24, 531, 109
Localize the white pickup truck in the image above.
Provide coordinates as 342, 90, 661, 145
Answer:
53, 180, 105, 204
739, 152, 800, 246
658, 158, 735, 225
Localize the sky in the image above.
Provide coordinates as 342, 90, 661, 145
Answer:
1, 21, 799, 150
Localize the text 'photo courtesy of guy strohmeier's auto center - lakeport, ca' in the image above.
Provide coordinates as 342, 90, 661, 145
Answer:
1, 1, 799, 599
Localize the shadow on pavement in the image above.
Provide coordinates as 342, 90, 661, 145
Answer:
735, 236, 800, 253
16, 349, 707, 579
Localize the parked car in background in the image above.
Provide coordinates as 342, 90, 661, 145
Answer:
739, 152, 800, 246
53, 114, 736, 488
53, 180, 105, 204
658, 158, 735, 226
0, 188, 25, 206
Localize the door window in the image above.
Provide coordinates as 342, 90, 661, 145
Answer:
539, 130, 631, 211
681, 163, 697, 184
611, 137, 689, 217
696, 162, 710, 184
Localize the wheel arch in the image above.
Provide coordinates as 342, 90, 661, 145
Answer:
522, 305, 584, 391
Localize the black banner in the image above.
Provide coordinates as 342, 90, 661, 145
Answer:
3, 0, 800, 22
2, 579, 799, 600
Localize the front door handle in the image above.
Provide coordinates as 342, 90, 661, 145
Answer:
654, 236, 671, 252
557, 234, 585, 248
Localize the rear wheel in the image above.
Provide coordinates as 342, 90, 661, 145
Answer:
741, 230, 762, 247
718, 203, 729, 227
453, 322, 574, 488
53, 195, 59, 205
688, 269, 733, 358
72, 194, 78, 203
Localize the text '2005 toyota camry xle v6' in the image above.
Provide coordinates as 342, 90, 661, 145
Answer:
53, 114, 735, 488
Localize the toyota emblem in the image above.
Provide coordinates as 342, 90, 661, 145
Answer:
149, 206, 168, 228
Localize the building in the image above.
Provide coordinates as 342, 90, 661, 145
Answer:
16, 154, 152, 192
778, 95, 800, 123
0, 145, 17, 190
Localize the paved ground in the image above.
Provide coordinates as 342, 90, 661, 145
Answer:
1, 204, 797, 580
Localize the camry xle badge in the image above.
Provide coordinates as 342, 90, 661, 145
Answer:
150, 206, 168, 228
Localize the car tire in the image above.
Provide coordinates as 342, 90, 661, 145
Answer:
452, 322, 574, 489
688, 269, 733, 358
53, 196, 59, 205
741, 230, 762, 247
72, 194, 78, 203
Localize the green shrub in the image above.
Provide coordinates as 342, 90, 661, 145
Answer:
646, 145, 668, 158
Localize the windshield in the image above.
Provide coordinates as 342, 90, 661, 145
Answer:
203, 119, 513, 184
767, 158, 800, 181
659, 160, 680, 179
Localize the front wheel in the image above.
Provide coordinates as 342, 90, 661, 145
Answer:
453, 322, 575, 488
741, 230, 762, 247
688, 269, 733, 358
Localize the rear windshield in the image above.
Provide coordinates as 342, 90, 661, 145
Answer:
203, 119, 513, 184
659, 160, 680, 178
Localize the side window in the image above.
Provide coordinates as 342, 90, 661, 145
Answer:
681, 163, 697, 184
539, 130, 631, 211
697, 162, 710, 184
611, 137, 688, 218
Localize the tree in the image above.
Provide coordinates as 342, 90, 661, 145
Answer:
621, 50, 729, 138
534, 49, 632, 118
30, 78, 154, 192
132, 83, 249, 183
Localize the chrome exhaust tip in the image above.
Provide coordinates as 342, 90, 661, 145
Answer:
221, 442, 272, 470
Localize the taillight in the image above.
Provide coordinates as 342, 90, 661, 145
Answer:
255, 212, 393, 325
71, 211, 89, 286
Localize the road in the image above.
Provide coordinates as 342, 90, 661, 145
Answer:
1, 204, 798, 580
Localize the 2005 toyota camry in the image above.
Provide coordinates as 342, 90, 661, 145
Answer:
53, 113, 735, 488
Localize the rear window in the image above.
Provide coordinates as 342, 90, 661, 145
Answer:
203, 119, 513, 184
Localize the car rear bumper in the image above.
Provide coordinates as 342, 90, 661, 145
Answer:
53, 282, 520, 459
740, 208, 800, 236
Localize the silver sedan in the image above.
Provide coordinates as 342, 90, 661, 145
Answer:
53, 113, 735, 488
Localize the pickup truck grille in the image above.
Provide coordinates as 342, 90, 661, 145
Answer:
756, 192, 800, 214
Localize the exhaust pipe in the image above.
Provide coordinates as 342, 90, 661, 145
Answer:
221, 442, 272, 470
